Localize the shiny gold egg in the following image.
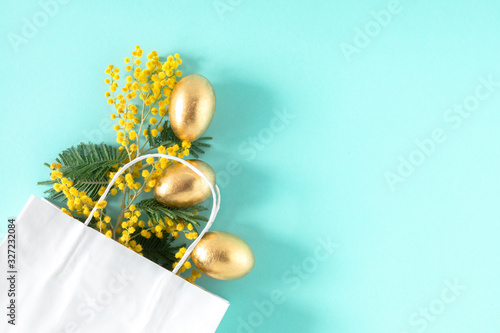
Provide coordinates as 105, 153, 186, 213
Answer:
191, 231, 255, 280
169, 74, 216, 141
153, 160, 216, 208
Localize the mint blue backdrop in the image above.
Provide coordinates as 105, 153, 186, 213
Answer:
1, 0, 500, 332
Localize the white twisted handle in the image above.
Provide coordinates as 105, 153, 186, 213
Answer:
84, 153, 220, 274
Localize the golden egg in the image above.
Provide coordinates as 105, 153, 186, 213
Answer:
191, 231, 255, 280
169, 74, 216, 141
153, 159, 216, 208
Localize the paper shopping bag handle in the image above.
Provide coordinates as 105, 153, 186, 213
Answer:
84, 154, 221, 275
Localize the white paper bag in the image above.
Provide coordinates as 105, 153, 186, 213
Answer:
0, 154, 229, 332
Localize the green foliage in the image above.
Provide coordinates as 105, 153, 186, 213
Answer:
147, 120, 212, 158
135, 198, 208, 229
135, 233, 183, 269
38, 142, 127, 201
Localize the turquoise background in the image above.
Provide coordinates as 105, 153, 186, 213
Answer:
2, 0, 500, 332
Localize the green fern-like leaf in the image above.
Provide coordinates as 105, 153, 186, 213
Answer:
135, 233, 183, 270
135, 198, 208, 228
147, 120, 212, 158
38, 142, 127, 201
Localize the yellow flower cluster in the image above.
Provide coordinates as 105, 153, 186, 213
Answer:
50, 163, 110, 231
186, 269, 202, 283
172, 247, 201, 283
136, 218, 196, 240
105, 46, 183, 161
116, 203, 144, 253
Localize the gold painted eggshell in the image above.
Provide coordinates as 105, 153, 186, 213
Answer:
153, 159, 216, 208
169, 74, 216, 141
191, 231, 255, 280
